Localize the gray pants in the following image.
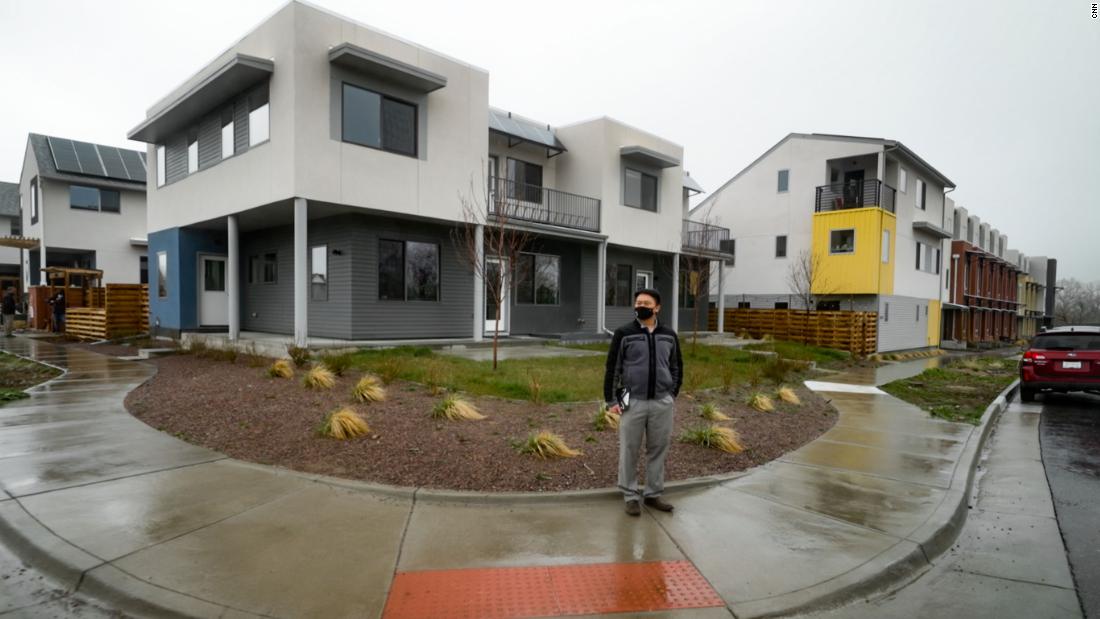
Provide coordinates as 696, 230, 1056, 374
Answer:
1, 314, 13, 336
618, 395, 675, 502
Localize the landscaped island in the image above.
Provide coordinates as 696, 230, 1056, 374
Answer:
881, 355, 1018, 424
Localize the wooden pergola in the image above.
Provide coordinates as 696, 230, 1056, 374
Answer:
0, 236, 40, 250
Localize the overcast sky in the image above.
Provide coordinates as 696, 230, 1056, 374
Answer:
1, 0, 1096, 280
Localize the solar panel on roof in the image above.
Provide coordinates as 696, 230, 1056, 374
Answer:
119, 150, 147, 183
72, 141, 106, 176
47, 137, 82, 174
98, 146, 130, 181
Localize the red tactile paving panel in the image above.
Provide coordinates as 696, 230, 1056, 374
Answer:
382, 560, 724, 619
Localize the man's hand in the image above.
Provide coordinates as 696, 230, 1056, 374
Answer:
608, 404, 622, 415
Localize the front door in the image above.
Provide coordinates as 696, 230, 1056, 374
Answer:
199, 255, 228, 327
484, 257, 509, 334
843, 170, 865, 207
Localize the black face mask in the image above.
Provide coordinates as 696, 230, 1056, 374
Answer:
634, 306, 655, 320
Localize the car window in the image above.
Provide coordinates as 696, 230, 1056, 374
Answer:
1031, 334, 1100, 351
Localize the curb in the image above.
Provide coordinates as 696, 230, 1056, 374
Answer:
745, 378, 1020, 618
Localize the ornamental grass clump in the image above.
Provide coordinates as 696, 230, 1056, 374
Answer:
592, 403, 621, 431
352, 374, 386, 403
777, 386, 801, 406
749, 392, 776, 413
303, 365, 336, 390
268, 359, 294, 379
319, 352, 355, 377
318, 407, 369, 440
680, 424, 744, 454
516, 430, 582, 459
432, 395, 485, 421
700, 402, 731, 422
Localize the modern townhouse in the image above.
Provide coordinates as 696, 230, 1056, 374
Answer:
17, 134, 149, 289
131, 1, 724, 345
941, 204, 1021, 347
1009, 250, 1044, 340
697, 133, 953, 353
0, 182, 22, 295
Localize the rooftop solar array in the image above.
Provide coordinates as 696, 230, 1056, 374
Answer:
47, 136, 146, 184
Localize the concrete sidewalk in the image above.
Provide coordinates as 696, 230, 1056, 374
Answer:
0, 338, 1012, 618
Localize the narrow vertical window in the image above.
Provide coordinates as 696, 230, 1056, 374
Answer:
777, 169, 789, 193
249, 90, 270, 147
311, 245, 327, 301
221, 110, 235, 159
157, 251, 168, 298
881, 229, 890, 263
775, 235, 787, 258
915, 179, 926, 210
187, 137, 198, 174
156, 145, 166, 187
898, 167, 908, 193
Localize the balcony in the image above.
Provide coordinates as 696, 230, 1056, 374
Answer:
488, 176, 600, 233
682, 219, 733, 256
815, 179, 896, 214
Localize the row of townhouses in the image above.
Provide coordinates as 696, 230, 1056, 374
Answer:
697, 133, 1057, 352
0, 1, 1056, 353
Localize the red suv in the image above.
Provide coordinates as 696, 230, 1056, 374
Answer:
1020, 326, 1100, 402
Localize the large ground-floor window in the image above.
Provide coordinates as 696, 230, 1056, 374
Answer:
515, 253, 560, 305
379, 239, 439, 301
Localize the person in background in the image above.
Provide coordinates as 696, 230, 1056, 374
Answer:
1, 288, 16, 337
52, 291, 66, 334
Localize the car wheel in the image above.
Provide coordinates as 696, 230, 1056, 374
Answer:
1020, 387, 1036, 403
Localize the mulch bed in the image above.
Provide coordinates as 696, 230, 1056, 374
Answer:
125, 355, 838, 492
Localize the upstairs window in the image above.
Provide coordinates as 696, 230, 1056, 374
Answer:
29, 177, 39, 224
898, 167, 908, 193
156, 145, 166, 187
777, 169, 790, 193
624, 168, 658, 211
775, 235, 787, 258
221, 110, 235, 159
249, 90, 270, 147
881, 229, 891, 263
69, 185, 120, 213
187, 136, 198, 174
506, 158, 543, 203
915, 179, 926, 210
829, 229, 855, 254
341, 83, 417, 157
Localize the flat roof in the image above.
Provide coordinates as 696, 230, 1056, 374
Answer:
620, 145, 680, 169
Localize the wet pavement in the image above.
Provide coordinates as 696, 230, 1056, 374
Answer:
0, 337, 1006, 618
795, 394, 1082, 618
1039, 392, 1100, 618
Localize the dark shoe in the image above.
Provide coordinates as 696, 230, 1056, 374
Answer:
644, 497, 674, 512
624, 500, 641, 516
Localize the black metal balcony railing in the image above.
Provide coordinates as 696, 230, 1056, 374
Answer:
682, 219, 732, 254
815, 179, 896, 214
488, 176, 600, 233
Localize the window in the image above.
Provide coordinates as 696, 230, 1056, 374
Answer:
898, 167, 908, 193
156, 145, 166, 187
817, 300, 841, 311
515, 253, 560, 305
916, 305, 920, 322
221, 117, 235, 159
777, 169, 789, 193
635, 270, 652, 291
69, 185, 120, 213
249, 253, 278, 285
916, 242, 923, 270
606, 264, 632, 307
187, 137, 198, 173
882, 229, 891, 263
249, 92, 269, 147
156, 251, 168, 298
737, 301, 751, 309
915, 179, 926, 210
29, 177, 39, 224
378, 240, 440, 301
311, 245, 327, 302
776, 235, 787, 258
624, 168, 658, 211
341, 83, 417, 156
507, 158, 543, 203
204, 259, 226, 292
726, 239, 736, 267
139, 256, 148, 285
679, 269, 698, 309
935, 248, 942, 274
774, 302, 789, 309
883, 302, 889, 322
829, 229, 855, 254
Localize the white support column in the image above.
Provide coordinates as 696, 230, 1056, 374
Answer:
293, 198, 308, 348
716, 261, 725, 334
472, 224, 485, 342
227, 214, 240, 341
670, 254, 680, 329
596, 240, 607, 334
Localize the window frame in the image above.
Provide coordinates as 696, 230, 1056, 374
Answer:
775, 235, 788, 258
777, 169, 790, 193
156, 145, 166, 188
377, 239, 441, 302
623, 167, 658, 212
881, 229, 891, 263
248, 252, 279, 285
605, 264, 633, 307
915, 178, 926, 210
635, 269, 653, 291
340, 82, 419, 158
187, 136, 198, 174
829, 228, 856, 255
68, 184, 120, 214
898, 167, 908, 193
514, 252, 561, 306
506, 157, 544, 203
29, 177, 39, 224
221, 117, 235, 160
156, 251, 168, 299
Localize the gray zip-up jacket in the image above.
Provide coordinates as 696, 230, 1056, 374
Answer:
604, 319, 683, 405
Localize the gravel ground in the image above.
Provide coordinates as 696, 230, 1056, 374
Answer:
125, 354, 838, 492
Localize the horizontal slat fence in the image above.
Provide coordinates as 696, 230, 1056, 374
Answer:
65, 284, 148, 340
708, 308, 878, 356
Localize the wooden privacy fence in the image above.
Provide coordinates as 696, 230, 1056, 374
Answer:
708, 308, 878, 356
65, 284, 149, 340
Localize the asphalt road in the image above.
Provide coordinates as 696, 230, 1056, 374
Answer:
1040, 391, 1100, 619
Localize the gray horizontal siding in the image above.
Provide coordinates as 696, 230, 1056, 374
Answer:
605, 247, 673, 329
196, 115, 221, 169
508, 237, 594, 335
579, 244, 598, 330
878, 294, 931, 352
164, 135, 188, 184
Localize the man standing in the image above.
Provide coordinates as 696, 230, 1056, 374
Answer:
1, 288, 15, 337
604, 288, 683, 516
